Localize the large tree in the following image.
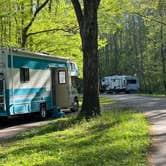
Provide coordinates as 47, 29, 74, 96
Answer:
71, 0, 101, 119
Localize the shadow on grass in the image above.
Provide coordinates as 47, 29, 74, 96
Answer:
6, 116, 81, 143
0, 111, 149, 166
0, 109, 150, 166
0, 126, 148, 166
0, 120, 118, 156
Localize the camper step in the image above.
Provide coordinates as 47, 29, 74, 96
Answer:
60, 108, 71, 112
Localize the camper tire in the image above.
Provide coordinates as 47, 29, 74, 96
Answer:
71, 96, 79, 112
0, 117, 8, 124
40, 103, 47, 120
125, 90, 130, 94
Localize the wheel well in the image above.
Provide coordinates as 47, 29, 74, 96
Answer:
40, 102, 46, 110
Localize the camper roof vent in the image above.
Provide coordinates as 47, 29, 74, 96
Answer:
39, 52, 49, 55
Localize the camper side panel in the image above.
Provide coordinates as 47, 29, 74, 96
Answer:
7, 54, 66, 115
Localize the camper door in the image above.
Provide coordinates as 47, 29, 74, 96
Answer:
51, 68, 69, 108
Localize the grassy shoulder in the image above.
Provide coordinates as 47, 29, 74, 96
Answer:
79, 96, 116, 106
0, 110, 150, 166
139, 93, 166, 98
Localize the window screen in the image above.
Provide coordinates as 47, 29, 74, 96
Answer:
58, 71, 66, 84
20, 68, 30, 82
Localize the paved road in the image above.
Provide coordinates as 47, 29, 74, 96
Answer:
102, 94, 166, 166
0, 116, 49, 142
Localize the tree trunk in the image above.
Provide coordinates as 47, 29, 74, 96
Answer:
112, 33, 119, 74
160, 24, 166, 94
159, 5, 166, 95
71, 0, 100, 119
81, 2, 100, 118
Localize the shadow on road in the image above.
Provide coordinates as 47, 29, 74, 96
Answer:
0, 115, 42, 129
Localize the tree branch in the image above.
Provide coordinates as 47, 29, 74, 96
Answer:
71, 0, 83, 28
27, 27, 79, 37
134, 12, 166, 26
22, 0, 49, 47
25, 0, 50, 32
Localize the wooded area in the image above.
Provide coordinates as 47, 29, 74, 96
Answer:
0, 0, 166, 116
99, 0, 166, 94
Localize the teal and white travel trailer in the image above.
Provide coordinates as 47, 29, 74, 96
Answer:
101, 75, 139, 93
0, 48, 79, 119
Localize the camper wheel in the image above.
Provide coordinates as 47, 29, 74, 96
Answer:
0, 117, 8, 124
40, 103, 47, 119
125, 90, 130, 94
71, 96, 79, 112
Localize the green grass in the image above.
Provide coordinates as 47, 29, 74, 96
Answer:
0, 110, 150, 166
79, 96, 116, 106
100, 96, 116, 105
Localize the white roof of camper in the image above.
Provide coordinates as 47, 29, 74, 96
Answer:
2, 48, 70, 62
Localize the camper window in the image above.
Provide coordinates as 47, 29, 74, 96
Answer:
70, 63, 75, 70
58, 71, 66, 84
20, 68, 30, 82
0, 80, 3, 90
127, 80, 136, 84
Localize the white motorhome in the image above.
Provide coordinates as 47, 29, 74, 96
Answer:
101, 75, 139, 93
0, 48, 79, 119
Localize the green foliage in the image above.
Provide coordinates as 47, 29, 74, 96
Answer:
98, 0, 133, 34
0, 110, 150, 166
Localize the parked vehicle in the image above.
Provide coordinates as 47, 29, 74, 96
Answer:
0, 48, 79, 119
101, 75, 139, 93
